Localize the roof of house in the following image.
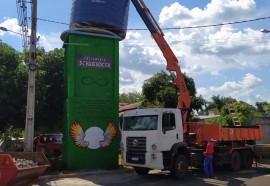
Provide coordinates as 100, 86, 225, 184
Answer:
194, 115, 220, 120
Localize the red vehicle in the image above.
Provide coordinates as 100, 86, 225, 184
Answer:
33, 134, 63, 159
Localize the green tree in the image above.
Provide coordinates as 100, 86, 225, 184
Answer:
192, 95, 207, 113
142, 70, 206, 114
206, 95, 227, 112
35, 48, 64, 133
119, 92, 143, 104
0, 42, 28, 131
142, 71, 173, 105
256, 102, 269, 116
265, 104, 270, 116
0, 45, 64, 133
236, 101, 261, 124
208, 100, 261, 126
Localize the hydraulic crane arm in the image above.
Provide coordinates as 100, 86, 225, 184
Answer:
131, 0, 191, 122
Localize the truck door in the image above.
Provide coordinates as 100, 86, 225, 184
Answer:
159, 112, 182, 151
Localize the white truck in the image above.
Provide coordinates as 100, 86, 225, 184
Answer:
120, 107, 263, 179
120, 108, 189, 179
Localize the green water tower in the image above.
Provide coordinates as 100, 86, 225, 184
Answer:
61, 30, 120, 170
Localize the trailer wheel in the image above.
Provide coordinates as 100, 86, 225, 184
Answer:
170, 154, 188, 179
230, 151, 241, 171
242, 150, 253, 169
134, 167, 150, 175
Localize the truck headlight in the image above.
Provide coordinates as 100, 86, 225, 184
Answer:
152, 144, 157, 150
151, 154, 157, 159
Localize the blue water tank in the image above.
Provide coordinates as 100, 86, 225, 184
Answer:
70, 0, 130, 39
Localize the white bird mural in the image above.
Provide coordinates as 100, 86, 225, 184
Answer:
70, 121, 117, 149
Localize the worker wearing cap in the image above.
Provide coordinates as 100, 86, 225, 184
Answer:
203, 137, 215, 178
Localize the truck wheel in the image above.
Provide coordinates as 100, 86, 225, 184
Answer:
170, 154, 188, 179
230, 151, 241, 171
242, 150, 253, 169
134, 167, 150, 175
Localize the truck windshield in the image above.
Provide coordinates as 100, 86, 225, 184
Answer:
122, 115, 158, 131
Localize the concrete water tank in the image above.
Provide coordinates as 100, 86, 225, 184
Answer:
70, 0, 130, 39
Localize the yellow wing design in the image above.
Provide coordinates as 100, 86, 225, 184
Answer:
100, 122, 117, 148
70, 121, 89, 148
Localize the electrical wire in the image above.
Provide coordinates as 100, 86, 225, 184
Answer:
37, 16, 270, 30
34, 16, 270, 48
163, 16, 270, 30
37, 18, 69, 26
4, 34, 270, 49
8, 13, 270, 49
37, 37, 269, 49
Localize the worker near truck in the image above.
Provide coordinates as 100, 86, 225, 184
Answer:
203, 137, 215, 178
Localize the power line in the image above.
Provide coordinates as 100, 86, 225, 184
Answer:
5, 16, 270, 49
4, 33, 269, 49
37, 16, 270, 30
39, 37, 270, 49
121, 40, 270, 48
163, 16, 270, 30
37, 18, 69, 26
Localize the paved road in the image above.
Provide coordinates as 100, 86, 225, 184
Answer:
34, 163, 270, 186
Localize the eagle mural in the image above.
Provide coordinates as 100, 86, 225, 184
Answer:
70, 121, 117, 149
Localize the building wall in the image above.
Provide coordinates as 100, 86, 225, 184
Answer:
251, 117, 270, 144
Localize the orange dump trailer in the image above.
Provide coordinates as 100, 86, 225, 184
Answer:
186, 123, 263, 146
184, 123, 264, 171
0, 152, 50, 186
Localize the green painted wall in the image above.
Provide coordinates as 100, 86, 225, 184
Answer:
63, 31, 120, 170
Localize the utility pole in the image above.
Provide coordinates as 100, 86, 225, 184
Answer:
24, 0, 37, 152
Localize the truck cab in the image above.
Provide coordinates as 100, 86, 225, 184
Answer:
120, 108, 190, 178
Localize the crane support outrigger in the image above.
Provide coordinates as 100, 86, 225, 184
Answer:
131, 0, 191, 122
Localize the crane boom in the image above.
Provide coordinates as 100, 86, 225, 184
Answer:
131, 0, 191, 122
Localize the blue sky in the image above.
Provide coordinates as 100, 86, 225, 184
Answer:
1, 0, 270, 106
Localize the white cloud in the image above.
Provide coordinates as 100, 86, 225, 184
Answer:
38, 32, 63, 51
0, 17, 63, 51
211, 70, 220, 76
119, 31, 165, 74
0, 18, 21, 37
119, 31, 167, 93
156, 0, 270, 75
198, 26, 269, 55
119, 67, 151, 93
184, 64, 205, 74
125, 31, 142, 40
159, 0, 256, 27
197, 73, 263, 104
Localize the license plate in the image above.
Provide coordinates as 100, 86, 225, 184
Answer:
132, 157, 139, 161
